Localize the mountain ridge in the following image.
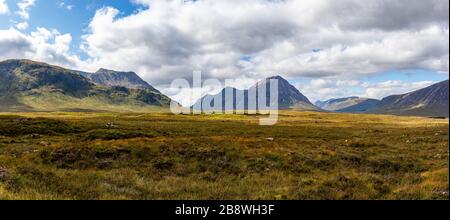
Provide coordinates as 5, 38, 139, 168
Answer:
1, 59, 448, 117
81, 68, 157, 90
368, 80, 449, 117
192, 75, 318, 111
315, 96, 380, 113
0, 59, 172, 112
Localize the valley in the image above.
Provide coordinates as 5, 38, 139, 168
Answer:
0, 111, 448, 200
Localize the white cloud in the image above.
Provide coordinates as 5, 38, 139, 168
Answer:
0, 0, 448, 104
362, 80, 437, 99
300, 78, 362, 102
0, 27, 85, 68
300, 78, 438, 102
336, 80, 360, 87
0, 0, 8, 14
252, 26, 449, 78
15, 22, 29, 30
79, 0, 449, 88
17, 0, 36, 19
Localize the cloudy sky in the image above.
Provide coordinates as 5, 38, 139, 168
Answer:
0, 0, 449, 105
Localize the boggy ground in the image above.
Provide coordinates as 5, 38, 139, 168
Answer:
0, 111, 448, 200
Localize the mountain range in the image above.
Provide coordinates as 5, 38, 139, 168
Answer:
315, 81, 449, 117
0, 59, 172, 112
315, 97, 380, 113
0, 59, 448, 117
368, 80, 449, 117
192, 76, 318, 111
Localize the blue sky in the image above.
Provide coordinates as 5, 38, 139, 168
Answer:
0, 0, 448, 104
0, 0, 142, 58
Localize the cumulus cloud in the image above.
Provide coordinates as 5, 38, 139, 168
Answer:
0, 0, 8, 14
17, 0, 36, 19
15, 22, 29, 30
0, 0, 448, 103
300, 78, 363, 102
314, 0, 449, 31
362, 80, 437, 99
79, 0, 449, 87
0, 27, 85, 68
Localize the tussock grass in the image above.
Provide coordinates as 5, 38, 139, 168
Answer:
0, 111, 448, 200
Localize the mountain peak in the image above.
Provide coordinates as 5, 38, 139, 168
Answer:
96, 68, 112, 73
267, 75, 285, 80
95, 68, 132, 74
84, 68, 154, 90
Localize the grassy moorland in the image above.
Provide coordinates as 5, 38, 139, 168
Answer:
0, 111, 448, 200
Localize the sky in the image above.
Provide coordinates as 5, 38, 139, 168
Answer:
0, 0, 449, 106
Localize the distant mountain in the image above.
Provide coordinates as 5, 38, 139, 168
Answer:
193, 75, 317, 111
337, 99, 380, 113
0, 59, 172, 112
81, 69, 156, 90
259, 76, 316, 110
315, 97, 380, 113
315, 97, 357, 110
369, 80, 449, 117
